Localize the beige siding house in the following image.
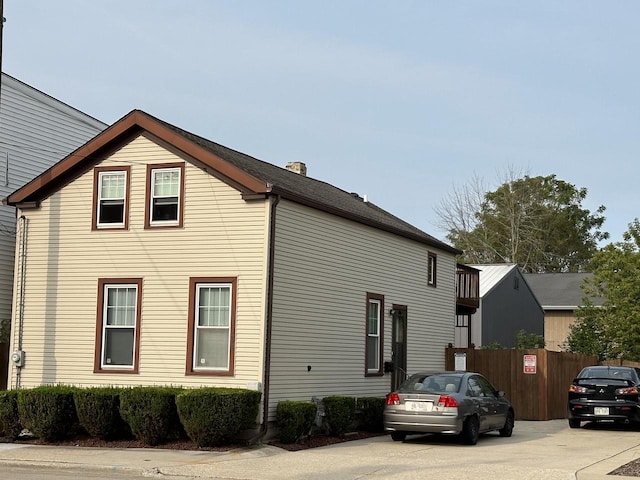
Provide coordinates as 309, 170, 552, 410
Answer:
523, 273, 602, 351
5, 110, 459, 431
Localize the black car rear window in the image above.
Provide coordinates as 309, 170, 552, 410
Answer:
578, 367, 638, 382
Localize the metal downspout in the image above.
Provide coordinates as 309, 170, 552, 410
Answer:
250, 194, 279, 443
15, 214, 27, 388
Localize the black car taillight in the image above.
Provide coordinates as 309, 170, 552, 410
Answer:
569, 384, 588, 393
616, 386, 639, 395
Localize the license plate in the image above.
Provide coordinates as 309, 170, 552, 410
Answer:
594, 407, 609, 415
405, 401, 433, 412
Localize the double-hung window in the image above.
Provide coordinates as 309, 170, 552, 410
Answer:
146, 163, 184, 228
428, 252, 437, 287
95, 279, 141, 373
93, 166, 130, 229
366, 293, 384, 376
187, 277, 236, 375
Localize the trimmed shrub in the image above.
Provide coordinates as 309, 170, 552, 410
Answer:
356, 397, 385, 432
322, 396, 356, 436
119, 387, 183, 446
275, 400, 317, 444
0, 390, 22, 440
176, 388, 261, 447
17, 386, 80, 441
74, 387, 131, 440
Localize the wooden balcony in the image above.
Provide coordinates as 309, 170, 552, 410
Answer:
456, 263, 479, 314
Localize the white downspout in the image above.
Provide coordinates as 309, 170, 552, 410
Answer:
15, 214, 27, 388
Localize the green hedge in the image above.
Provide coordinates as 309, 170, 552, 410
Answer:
356, 397, 385, 432
323, 396, 356, 436
119, 387, 184, 446
0, 390, 22, 440
275, 400, 317, 443
176, 388, 261, 447
17, 386, 80, 441
74, 387, 131, 440
1, 385, 386, 446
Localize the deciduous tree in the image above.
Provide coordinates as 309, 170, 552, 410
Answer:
436, 170, 608, 272
567, 220, 640, 361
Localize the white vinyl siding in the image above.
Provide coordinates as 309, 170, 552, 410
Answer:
9, 134, 268, 390
268, 200, 456, 418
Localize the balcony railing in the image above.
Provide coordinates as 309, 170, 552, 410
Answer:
456, 264, 479, 314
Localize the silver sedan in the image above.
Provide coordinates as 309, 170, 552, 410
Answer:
383, 371, 515, 445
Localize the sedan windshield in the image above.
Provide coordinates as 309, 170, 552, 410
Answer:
398, 374, 461, 393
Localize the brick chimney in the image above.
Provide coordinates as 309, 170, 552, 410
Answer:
285, 162, 307, 176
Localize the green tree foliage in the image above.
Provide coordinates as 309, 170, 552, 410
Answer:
565, 305, 611, 361
440, 173, 607, 273
566, 220, 640, 361
515, 329, 545, 349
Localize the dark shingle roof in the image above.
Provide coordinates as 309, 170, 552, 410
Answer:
156, 113, 459, 253
523, 273, 603, 309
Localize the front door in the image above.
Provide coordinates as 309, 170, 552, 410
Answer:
391, 305, 407, 391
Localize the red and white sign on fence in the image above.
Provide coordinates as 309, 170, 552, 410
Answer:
523, 354, 537, 374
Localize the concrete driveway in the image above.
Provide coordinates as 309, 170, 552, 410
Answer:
1, 420, 640, 479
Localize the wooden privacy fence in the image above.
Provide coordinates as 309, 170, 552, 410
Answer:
445, 347, 597, 421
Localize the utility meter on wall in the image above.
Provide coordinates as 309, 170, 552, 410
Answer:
11, 350, 24, 367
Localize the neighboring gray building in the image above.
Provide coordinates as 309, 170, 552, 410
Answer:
523, 273, 602, 352
0, 73, 106, 339
455, 264, 544, 348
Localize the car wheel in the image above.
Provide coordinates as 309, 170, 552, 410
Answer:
499, 410, 514, 437
568, 418, 581, 429
391, 432, 406, 442
461, 416, 479, 445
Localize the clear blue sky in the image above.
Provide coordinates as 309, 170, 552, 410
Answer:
4, 1, 638, 245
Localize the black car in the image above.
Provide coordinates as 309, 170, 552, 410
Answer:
567, 365, 640, 428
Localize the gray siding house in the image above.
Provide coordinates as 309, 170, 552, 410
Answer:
455, 264, 544, 348
0, 73, 106, 343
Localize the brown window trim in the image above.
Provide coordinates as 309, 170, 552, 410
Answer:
91, 166, 131, 231
186, 277, 237, 376
365, 292, 384, 377
428, 252, 437, 287
144, 162, 185, 229
94, 278, 142, 374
